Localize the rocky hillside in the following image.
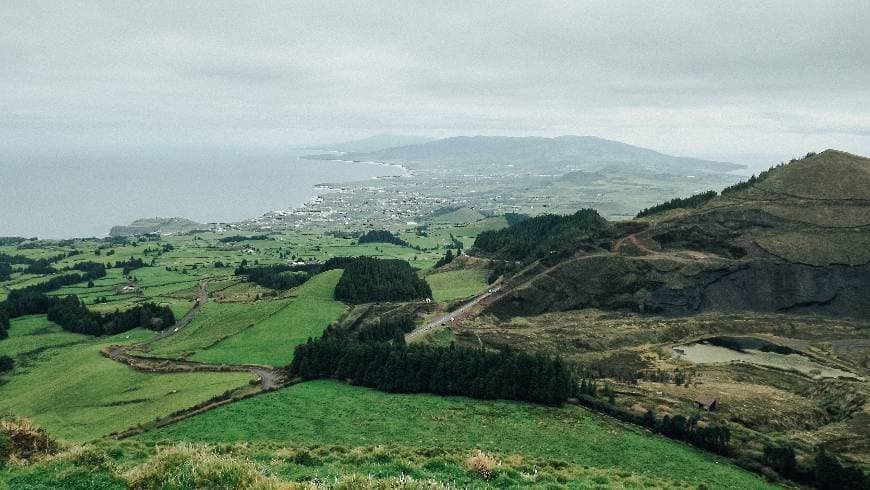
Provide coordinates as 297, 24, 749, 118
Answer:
485, 150, 870, 319
108, 217, 204, 236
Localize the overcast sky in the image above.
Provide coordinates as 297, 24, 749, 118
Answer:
2, 1, 869, 162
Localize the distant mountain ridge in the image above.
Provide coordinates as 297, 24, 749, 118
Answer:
333, 135, 743, 175
303, 134, 435, 153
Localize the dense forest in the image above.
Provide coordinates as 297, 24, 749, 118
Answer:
333, 257, 431, 303
472, 209, 609, 260
635, 190, 717, 218
357, 230, 409, 247
235, 263, 310, 290
288, 329, 573, 405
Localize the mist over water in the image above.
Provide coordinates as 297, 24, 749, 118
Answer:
0, 147, 391, 239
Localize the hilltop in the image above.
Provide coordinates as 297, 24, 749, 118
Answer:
482, 150, 870, 319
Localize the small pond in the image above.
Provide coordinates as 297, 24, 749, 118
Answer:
673, 336, 862, 380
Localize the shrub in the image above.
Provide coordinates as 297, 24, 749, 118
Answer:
0, 417, 58, 463
466, 450, 498, 480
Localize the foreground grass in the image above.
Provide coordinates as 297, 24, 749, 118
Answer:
141, 380, 775, 488
1, 437, 755, 489
190, 270, 346, 366
0, 317, 252, 441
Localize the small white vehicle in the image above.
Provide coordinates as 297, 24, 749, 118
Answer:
173, 327, 179, 333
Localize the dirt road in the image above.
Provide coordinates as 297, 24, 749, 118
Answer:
103, 280, 283, 390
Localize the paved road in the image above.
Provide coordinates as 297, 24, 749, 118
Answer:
406, 285, 502, 342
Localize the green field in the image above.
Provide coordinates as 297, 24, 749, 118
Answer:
0, 316, 251, 440
142, 380, 774, 489
426, 267, 490, 302
144, 298, 292, 359
189, 269, 346, 366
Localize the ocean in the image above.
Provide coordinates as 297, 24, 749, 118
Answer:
0, 146, 394, 239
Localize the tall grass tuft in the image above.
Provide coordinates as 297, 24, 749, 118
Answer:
465, 450, 498, 480
124, 443, 281, 489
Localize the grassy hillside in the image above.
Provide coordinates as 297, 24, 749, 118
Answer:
0, 317, 251, 440
426, 267, 489, 302
141, 380, 775, 488
190, 270, 346, 366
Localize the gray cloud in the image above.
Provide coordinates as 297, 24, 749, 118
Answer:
1, 0, 869, 158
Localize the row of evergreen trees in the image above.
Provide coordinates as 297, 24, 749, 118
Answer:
288, 329, 573, 405
472, 209, 609, 260
333, 257, 431, 304
433, 249, 456, 268
218, 234, 269, 243
635, 190, 717, 218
